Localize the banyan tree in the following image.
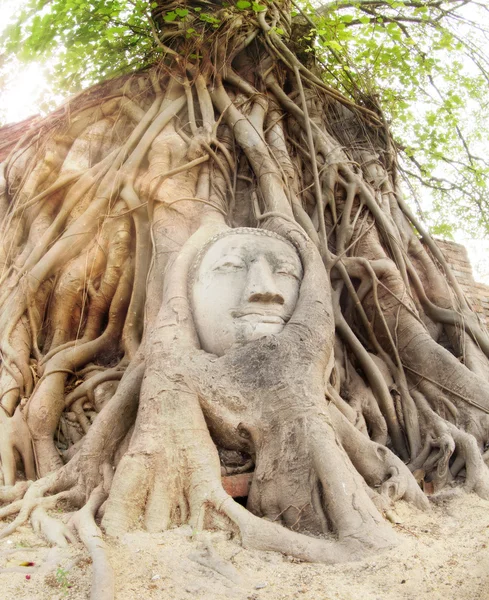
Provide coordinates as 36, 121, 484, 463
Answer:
0, 0, 488, 597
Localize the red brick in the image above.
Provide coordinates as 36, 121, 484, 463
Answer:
222, 473, 253, 497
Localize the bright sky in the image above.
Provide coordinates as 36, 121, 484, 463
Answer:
0, 0, 488, 283
0, 0, 65, 123
0, 63, 54, 123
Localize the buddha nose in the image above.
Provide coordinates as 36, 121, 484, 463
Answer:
244, 257, 285, 305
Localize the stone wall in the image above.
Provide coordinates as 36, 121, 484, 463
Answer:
435, 239, 489, 326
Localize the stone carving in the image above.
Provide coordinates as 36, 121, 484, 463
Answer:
190, 228, 303, 356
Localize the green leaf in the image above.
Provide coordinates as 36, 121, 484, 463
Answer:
328, 40, 342, 51
236, 0, 251, 8
199, 12, 220, 24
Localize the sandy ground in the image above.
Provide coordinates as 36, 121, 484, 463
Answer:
1, 488, 489, 600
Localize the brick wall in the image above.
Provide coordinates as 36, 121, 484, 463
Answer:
435, 239, 489, 326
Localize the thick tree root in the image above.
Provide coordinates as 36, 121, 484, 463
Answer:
222, 492, 395, 562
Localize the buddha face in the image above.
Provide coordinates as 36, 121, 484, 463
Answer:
191, 231, 302, 356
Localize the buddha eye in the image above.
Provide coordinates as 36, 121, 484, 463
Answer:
276, 268, 300, 280
213, 258, 245, 272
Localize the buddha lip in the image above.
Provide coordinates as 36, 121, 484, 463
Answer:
232, 309, 286, 323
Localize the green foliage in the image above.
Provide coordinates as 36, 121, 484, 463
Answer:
1, 0, 489, 236
1, 0, 155, 91
298, 0, 489, 236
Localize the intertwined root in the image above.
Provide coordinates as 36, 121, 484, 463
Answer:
103, 419, 399, 564
101, 332, 405, 563
0, 466, 114, 600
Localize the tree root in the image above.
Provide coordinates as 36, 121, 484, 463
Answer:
0, 406, 36, 486
328, 404, 429, 511
411, 388, 489, 498
31, 505, 77, 547
0, 476, 77, 540
0, 466, 113, 598
0, 481, 31, 503
70, 485, 114, 600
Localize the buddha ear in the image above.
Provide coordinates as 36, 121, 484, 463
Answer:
159, 223, 228, 349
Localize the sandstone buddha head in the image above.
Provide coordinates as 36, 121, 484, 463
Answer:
190, 228, 303, 356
